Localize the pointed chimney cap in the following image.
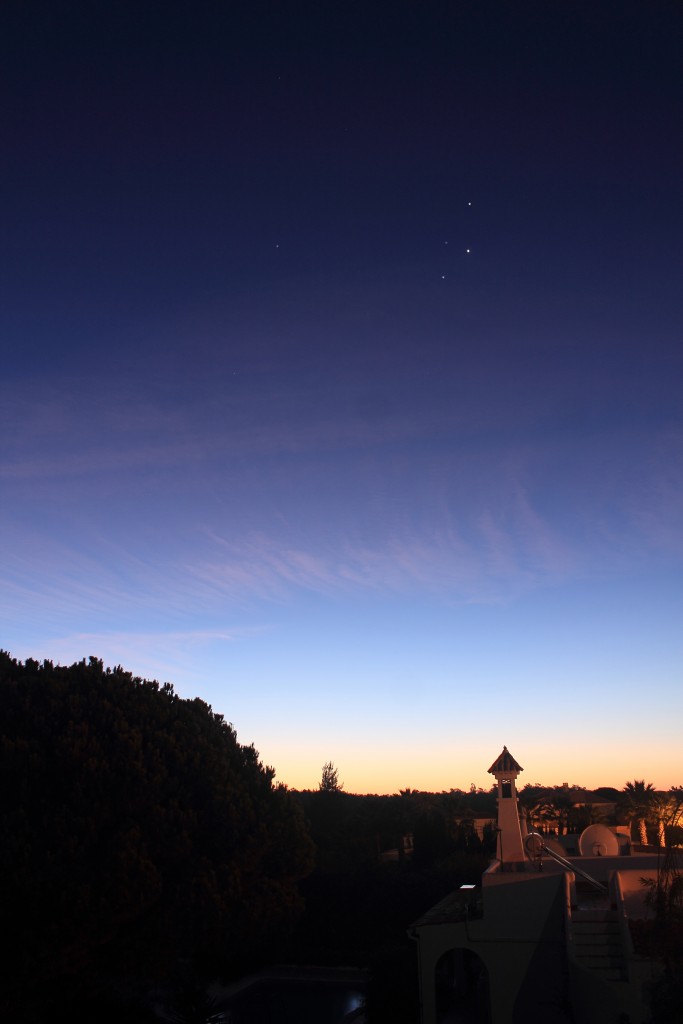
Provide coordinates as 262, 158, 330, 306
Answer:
487, 746, 524, 775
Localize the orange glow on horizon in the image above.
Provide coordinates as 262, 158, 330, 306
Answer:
270, 742, 682, 796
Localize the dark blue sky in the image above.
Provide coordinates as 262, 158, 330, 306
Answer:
2, 1, 682, 791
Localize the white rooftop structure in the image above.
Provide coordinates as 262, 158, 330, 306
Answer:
410, 746, 678, 1024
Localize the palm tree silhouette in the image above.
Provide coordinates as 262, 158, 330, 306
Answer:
622, 779, 655, 845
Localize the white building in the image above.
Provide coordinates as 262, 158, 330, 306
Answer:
410, 747, 676, 1024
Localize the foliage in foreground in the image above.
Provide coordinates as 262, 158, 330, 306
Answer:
633, 846, 683, 1024
0, 652, 314, 1021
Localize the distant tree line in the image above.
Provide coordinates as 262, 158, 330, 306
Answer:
518, 780, 683, 846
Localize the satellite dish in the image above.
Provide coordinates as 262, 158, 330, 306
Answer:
578, 823, 619, 857
525, 833, 544, 856
524, 833, 565, 857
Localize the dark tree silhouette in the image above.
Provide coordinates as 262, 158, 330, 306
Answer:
0, 652, 314, 1021
319, 760, 344, 792
622, 779, 656, 845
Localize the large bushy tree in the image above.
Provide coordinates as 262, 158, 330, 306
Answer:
0, 653, 314, 1020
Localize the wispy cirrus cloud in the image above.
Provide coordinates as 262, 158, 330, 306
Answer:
193, 496, 579, 605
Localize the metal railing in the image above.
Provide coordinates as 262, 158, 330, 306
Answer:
525, 833, 607, 893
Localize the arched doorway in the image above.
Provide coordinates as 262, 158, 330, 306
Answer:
434, 948, 491, 1023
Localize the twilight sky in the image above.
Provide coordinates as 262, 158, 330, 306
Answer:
2, 1, 682, 793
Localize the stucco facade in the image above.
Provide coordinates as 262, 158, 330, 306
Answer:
411, 748, 675, 1024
